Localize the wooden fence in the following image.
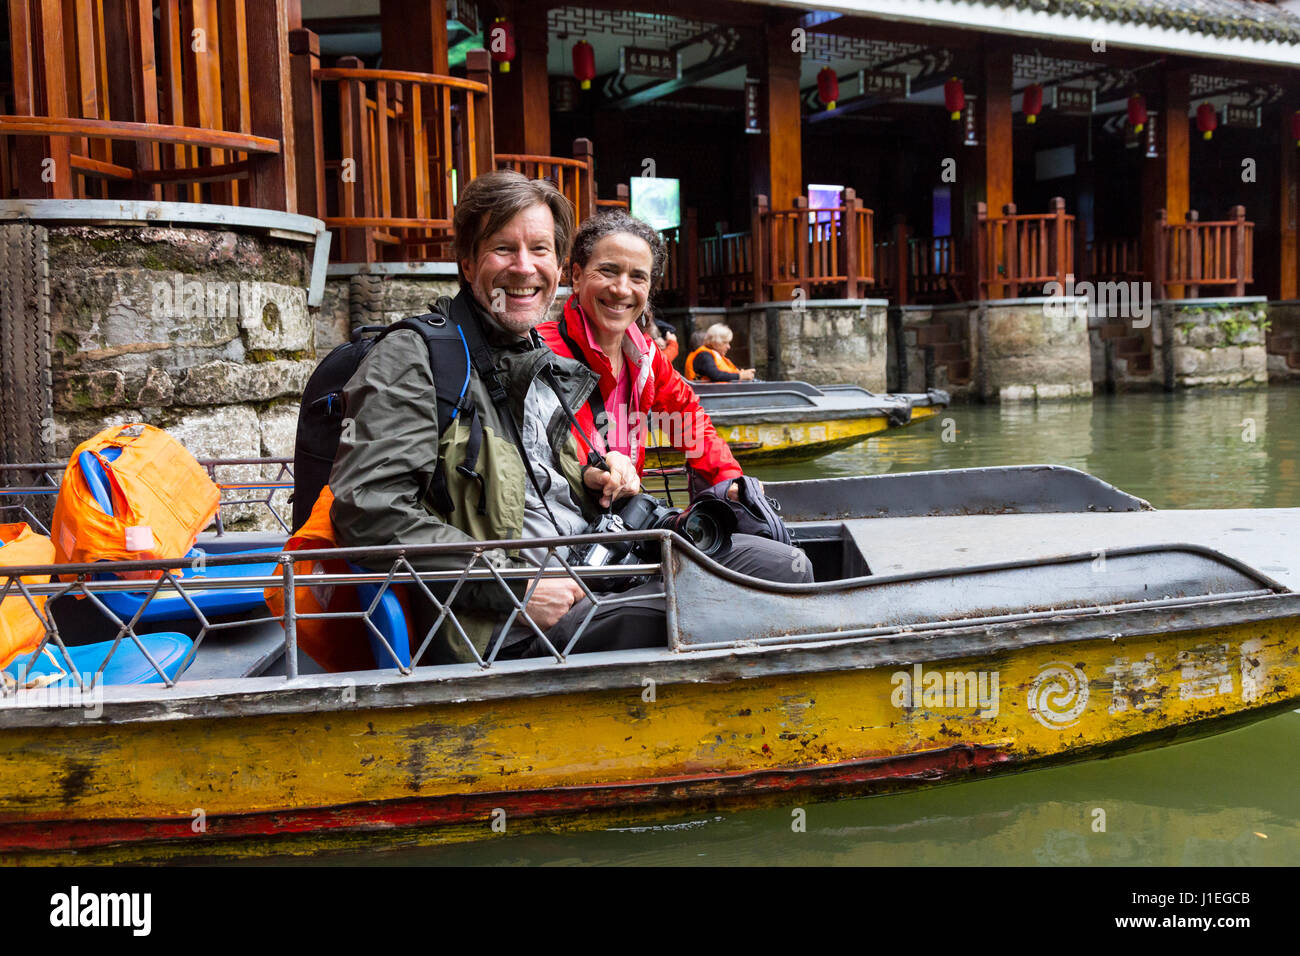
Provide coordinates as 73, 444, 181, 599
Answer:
975, 197, 1074, 298
1, 0, 293, 206
873, 219, 966, 304
496, 140, 596, 225
752, 189, 874, 301
308, 54, 491, 263
1155, 206, 1253, 297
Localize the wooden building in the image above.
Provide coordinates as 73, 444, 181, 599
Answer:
2, 0, 1300, 424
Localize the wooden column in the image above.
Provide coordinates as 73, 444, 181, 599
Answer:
979, 44, 1014, 235
466, 49, 495, 183
749, 16, 803, 210
380, 0, 449, 75
490, 1, 549, 156
1280, 108, 1298, 301
1142, 66, 1190, 299
289, 28, 324, 220
246, 0, 296, 212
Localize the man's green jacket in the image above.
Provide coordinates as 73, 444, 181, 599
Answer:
329, 289, 604, 662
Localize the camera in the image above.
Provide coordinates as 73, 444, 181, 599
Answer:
570, 493, 735, 590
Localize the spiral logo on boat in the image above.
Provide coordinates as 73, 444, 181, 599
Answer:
1027, 662, 1089, 729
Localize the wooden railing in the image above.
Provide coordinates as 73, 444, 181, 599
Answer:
595, 183, 628, 212
1155, 206, 1253, 297
1, 0, 292, 207
874, 220, 966, 304
752, 190, 875, 301
975, 197, 1074, 298
496, 140, 596, 224
1087, 237, 1143, 284
307, 53, 491, 263
660, 210, 755, 309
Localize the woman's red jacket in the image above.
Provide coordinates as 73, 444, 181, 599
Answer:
538, 296, 743, 487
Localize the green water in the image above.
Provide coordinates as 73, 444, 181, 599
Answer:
374, 389, 1300, 866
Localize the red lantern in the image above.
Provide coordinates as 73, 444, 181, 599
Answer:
1197, 102, 1218, 140
944, 76, 965, 121
572, 40, 595, 91
488, 17, 515, 73
1023, 83, 1043, 125
1292, 110, 1300, 147
1127, 93, 1147, 134
817, 67, 839, 111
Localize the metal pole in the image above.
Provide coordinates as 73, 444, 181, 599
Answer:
281, 556, 298, 679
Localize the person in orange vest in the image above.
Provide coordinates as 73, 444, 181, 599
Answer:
685, 323, 756, 382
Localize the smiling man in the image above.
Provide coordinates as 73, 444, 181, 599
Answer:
328, 170, 642, 664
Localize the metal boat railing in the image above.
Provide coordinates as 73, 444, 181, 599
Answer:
0, 531, 673, 697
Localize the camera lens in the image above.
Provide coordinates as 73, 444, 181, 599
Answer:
677, 509, 722, 555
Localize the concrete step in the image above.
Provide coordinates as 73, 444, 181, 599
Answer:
1128, 353, 1154, 374
1114, 336, 1148, 357
931, 342, 966, 362
1289, 351, 1300, 370
914, 324, 953, 346
945, 359, 972, 384
1266, 333, 1295, 353
1098, 323, 1129, 341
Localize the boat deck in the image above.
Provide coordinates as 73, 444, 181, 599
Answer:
837, 509, 1300, 590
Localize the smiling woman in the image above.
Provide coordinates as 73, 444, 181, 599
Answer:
538, 211, 748, 495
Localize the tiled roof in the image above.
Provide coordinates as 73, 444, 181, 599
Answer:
1002, 0, 1300, 43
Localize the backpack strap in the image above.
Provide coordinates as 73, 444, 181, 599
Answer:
376, 311, 482, 517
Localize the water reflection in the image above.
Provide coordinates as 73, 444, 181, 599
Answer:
756, 389, 1300, 511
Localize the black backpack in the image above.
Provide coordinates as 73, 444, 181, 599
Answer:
292, 298, 485, 531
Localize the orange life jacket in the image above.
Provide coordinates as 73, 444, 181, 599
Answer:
684, 346, 740, 381
51, 424, 220, 577
0, 523, 56, 669
263, 485, 385, 673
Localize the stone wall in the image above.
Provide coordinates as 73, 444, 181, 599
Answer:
47, 224, 316, 530
890, 303, 977, 400
1265, 300, 1300, 383
319, 270, 460, 351
975, 297, 1093, 401
740, 301, 889, 389
1160, 300, 1269, 389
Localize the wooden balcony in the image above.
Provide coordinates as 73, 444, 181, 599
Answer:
659, 192, 875, 308
1, 0, 293, 207
873, 220, 968, 304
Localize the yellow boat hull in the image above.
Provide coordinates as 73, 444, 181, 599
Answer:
2, 615, 1295, 864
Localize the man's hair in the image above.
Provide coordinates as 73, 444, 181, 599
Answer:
569, 209, 667, 290
453, 170, 576, 272
703, 323, 733, 348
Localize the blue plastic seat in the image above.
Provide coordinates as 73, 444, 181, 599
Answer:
4, 632, 192, 687
77, 447, 280, 622
96, 547, 283, 623
348, 564, 411, 669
